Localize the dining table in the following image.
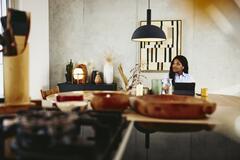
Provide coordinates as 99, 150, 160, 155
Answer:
123, 94, 240, 160
46, 91, 240, 140
46, 91, 240, 125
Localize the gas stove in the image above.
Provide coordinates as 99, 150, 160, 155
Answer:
0, 108, 128, 160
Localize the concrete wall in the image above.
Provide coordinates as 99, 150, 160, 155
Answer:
49, 0, 240, 95
18, 0, 49, 99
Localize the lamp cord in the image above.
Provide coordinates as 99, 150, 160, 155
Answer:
146, 0, 151, 25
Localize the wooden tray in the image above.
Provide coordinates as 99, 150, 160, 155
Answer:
129, 95, 216, 119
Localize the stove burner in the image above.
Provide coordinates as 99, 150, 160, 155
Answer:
0, 108, 127, 160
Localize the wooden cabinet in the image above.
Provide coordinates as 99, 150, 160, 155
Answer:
57, 82, 117, 92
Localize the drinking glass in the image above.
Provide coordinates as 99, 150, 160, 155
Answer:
151, 79, 162, 95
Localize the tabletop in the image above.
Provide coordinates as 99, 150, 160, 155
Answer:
45, 92, 240, 159
46, 92, 240, 130
122, 94, 240, 160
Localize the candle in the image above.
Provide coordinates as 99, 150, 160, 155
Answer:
201, 88, 208, 97
136, 84, 143, 96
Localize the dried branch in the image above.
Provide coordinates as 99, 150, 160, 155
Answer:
127, 64, 147, 91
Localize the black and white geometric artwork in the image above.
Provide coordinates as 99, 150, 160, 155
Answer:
140, 20, 182, 72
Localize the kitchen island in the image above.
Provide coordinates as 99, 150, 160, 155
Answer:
122, 94, 240, 160
1, 94, 240, 160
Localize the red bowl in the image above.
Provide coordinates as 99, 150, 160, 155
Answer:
91, 92, 129, 111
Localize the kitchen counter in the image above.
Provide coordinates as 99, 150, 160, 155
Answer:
121, 94, 240, 160
123, 122, 240, 160
0, 102, 40, 114
46, 92, 240, 160
2, 93, 240, 160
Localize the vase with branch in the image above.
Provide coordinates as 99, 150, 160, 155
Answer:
103, 52, 113, 84
127, 64, 147, 94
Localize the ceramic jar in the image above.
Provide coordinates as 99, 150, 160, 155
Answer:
95, 72, 102, 84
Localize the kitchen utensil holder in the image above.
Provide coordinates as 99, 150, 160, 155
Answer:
3, 44, 30, 105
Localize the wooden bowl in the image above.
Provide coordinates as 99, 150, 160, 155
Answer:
91, 92, 129, 111
130, 95, 216, 119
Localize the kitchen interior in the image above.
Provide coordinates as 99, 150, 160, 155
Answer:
0, 0, 240, 159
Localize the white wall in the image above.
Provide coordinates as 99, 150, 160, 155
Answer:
0, 0, 7, 98
49, 0, 240, 96
18, 0, 49, 99
0, 56, 3, 98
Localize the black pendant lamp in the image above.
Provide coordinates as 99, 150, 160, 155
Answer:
132, 0, 166, 42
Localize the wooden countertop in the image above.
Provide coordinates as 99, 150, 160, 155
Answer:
0, 101, 41, 115
123, 94, 240, 142
124, 94, 240, 125
1, 93, 240, 141
207, 94, 240, 107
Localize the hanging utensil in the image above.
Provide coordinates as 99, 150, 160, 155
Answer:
0, 8, 30, 56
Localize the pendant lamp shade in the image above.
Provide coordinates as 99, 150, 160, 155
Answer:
132, 1, 166, 42
131, 24, 166, 42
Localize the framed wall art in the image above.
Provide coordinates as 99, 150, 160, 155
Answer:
140, 20, 182, 72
